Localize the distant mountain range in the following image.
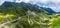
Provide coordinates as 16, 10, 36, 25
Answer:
0, 1, 56, 16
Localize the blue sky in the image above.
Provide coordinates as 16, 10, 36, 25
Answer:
0, 0, 60, 12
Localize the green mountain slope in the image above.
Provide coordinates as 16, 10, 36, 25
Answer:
0, 1, 59, 28
0, 1, 55, 15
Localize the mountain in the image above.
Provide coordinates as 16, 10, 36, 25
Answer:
0, 1, 58, 28
40, 7, 56, 14
0, 1, 56, 16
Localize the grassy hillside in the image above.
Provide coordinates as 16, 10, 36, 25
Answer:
0, 1, 60, 28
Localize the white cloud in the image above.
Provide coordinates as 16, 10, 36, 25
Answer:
16, 0, 22, 3
30, 0, 60, 12
22, 0, 30, 3
5, 0, 15, 2
0, 0, 5, 5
